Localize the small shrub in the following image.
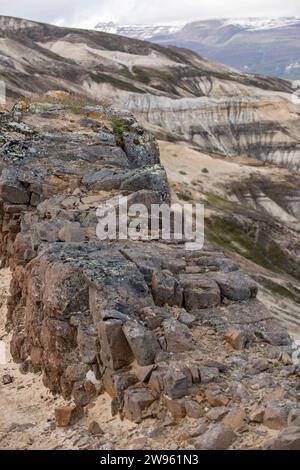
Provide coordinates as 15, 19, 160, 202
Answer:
179, 170, 187, 175
201, 168, 209, 174
112, 118, 125, 136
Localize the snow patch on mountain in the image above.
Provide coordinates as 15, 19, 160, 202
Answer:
223, 17, 300, 31
94, 22, 185, 39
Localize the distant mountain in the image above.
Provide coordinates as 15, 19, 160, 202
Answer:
94, 21, 184, 40
95, 17, 300, 80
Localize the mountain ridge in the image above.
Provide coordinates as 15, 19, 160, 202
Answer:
95, 17, 300, 79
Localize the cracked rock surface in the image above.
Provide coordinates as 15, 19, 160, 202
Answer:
0, 103, 299, 450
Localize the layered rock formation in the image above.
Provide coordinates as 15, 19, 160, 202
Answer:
0, 16, 300, 170
125, 94, 300, 170
1, 102, 300, 449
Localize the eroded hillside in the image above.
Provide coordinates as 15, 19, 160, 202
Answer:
0, 16, 300, 170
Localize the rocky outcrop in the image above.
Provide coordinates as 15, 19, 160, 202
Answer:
1, 102, 299, 450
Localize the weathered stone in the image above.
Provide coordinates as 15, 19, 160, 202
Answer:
162, 318, 193, 353
211, 272, 258, 301
148, 370, 165, 393
123, 320, 160, 366
2, 374, 13, 385
199, 367, 219, 384
206, 407, 229, 422
193, 423, 236, 450
135, 365, 155, 383
141, 306, 170, 330
223, 408, 246, 431
55, 405, 84, 427
88, 421, 104, 436
263, 401, 291, 430
152, 270, 183, 307
184, 283, 221, 310
205, 389, 230, 407
185, 399, 203, 419
224, 328, 252, 350
0, 170, 30, 204
249, 406, 265, 423
268, 426, 300, 450
98, 319, 134, 370
163, 363, 192, 399
288, 409, 300, 427
178, 311, 196, 326
165, 398, 186, 418
77, 329, 99, 365
58, 222, 86, 242
123, 388, 156, 423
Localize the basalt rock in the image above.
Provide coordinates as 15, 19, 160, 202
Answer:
0, 104, 297, 442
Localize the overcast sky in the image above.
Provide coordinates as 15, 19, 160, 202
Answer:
1, 0, 300, 28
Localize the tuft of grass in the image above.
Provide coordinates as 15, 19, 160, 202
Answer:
179, 170, 187, 175
177, 192, 193, 202
201, 167, 209, 174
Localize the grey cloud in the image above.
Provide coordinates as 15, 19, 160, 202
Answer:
1, 0, 300, 27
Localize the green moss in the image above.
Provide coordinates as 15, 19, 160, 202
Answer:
177, 192, 193, 202
71, 104, 81, 114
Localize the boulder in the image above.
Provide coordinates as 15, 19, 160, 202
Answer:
193, 423, 236, 450
152, 270, 183, 307
268, 426, 300, 450
165, 398, 186, 418
205, 389, 230, 407
223, 408, 246, 431
185, 399, 203, 419
98, 319, 134, 370
263, 400, 291, 430
210, 272, 258, 301
163, 363, 192, 399
180, 276, 221, 310
199, 367, 219, 384
123, 388, 156, 423
162, 318, 194, 353
123, 320, 160, 366
55, 405, 84, 427
224, 327, 252, 350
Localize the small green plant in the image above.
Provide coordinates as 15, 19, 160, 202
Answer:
112, 119, 125, 136
179, 170, 187, 175
177, 192, 193, 202
191, 180, 199, 186
71, 104, 81, 115
201, 168, 209, 174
